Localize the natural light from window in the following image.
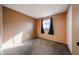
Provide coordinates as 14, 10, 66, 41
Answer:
43, 19, 50, 29
0, 32, 24, 50
14, 32, 23, 44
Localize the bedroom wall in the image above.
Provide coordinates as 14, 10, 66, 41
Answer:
0, 5, 3, 54
3, 6, 37, 44
0, 5, 3, 49
72, 5, 79, 54
37, 12, 66, 44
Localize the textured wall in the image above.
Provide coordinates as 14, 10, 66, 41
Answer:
37, 12, 66, 44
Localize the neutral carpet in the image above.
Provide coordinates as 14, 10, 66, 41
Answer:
2, 38, 71, 55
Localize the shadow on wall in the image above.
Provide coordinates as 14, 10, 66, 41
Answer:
1, 31, 31, 50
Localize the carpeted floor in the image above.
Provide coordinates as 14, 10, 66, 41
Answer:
2, 38, 71, 55
31, 38, 71, 55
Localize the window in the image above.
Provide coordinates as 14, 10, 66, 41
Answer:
43, 18, 50, 29
42, 17, 54, 35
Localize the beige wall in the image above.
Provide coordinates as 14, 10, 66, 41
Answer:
66, 6, 72, 53
37, 12, 66, 44
0, 5, 3, 48
3, 6, 37, 43
72, 5, 79, 54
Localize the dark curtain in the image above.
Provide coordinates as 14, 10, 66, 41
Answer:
48, 17, 54, 35
41, 19, 44, 33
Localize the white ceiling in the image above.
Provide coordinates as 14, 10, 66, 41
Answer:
3, 4, 68, 19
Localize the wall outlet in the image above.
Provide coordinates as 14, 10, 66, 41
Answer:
77, 42, 79, 46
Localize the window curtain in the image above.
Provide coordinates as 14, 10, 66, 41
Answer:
48, 17, 54, 35
41, 19, 44, 33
